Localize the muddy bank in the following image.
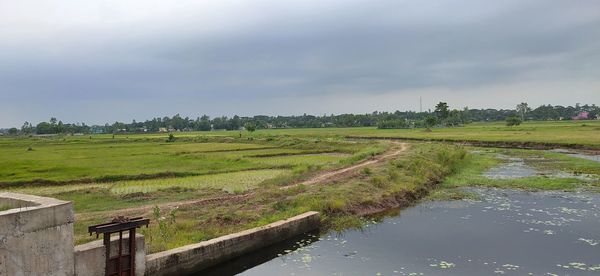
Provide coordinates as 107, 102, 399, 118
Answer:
346, 135, 600, 151
347, 186, 431, 217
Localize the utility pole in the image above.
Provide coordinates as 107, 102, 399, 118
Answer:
419, 96, 422, 113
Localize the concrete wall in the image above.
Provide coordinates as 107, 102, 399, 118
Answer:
74, 234, 145, 276
0, 196, 38, 209
0, 192, 74, 276
0, 191, 319, 276
145, 211, 320, 276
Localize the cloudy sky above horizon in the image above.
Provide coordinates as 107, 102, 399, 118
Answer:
1, 0, 599, 127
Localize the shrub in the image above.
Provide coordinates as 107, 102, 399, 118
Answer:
505, 116, 522, 126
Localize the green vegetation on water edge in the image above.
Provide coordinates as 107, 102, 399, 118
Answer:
135, 142, 468, 253
440, 147, 600, 192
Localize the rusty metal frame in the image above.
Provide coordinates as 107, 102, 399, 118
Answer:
89, 217, 149, 276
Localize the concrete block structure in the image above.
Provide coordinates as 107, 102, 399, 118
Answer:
0, 192, 75, 276
0, 192, 319, 276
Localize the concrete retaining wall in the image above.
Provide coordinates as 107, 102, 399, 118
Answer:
0, 191, 320, 276
74, 234, 145, 276
0, 192, 74, 276
145, 211, 320, 276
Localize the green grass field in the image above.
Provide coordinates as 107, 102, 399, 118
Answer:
0, 137, 366, 184
248, 120, 600, 147
1, 120, 599, 253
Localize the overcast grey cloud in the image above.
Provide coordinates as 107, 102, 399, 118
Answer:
1, 0, 599, 127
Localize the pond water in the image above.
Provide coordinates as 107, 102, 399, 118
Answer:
482, 154, 540, 179
202, 188, 600, 276
550, 149, 600, 163
482, 153, 597, 181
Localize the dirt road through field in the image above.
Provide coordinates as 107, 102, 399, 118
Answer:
290, 142, 408, 187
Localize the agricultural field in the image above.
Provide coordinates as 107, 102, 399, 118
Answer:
1, 121, 599, 254
248, 120, 600, 148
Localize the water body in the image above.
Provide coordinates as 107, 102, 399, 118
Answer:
203, 188, 600, 275
482, 154, 539, 179
482, 153, 597, 181
551, 149, 600, 163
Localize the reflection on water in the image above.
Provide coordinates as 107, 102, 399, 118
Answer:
208, 188, 600, 276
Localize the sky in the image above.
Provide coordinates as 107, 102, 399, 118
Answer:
1, 0, 599, 127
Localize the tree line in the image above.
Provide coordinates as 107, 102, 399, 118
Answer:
2, 103, 598, 135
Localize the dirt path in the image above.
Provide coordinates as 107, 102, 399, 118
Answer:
287, 142, 408, 188
76, 142, 409, 219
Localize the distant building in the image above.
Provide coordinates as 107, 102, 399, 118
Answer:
158, 127, 168, 133
572, 112, 589, 120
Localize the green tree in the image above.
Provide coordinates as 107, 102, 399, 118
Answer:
36, 122, 53, 134
435, 102, 450, 122
424, 116, 437, 130
244, 122, 256, 133
446, 109, 464, 126
516, 102, 530, 121
506, 116, 522, 126
8, 128, 18, 135
21, 121, 33, 134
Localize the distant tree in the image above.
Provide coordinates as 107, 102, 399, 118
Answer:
505, 116, 522, 126
516, 102, 531, 121
194, 115, 211, 131
8, 128, 18, 135
230, 115, 241, 130
435, 102, 450, 122
424, 116, 437, 131
446, 109, 464, 126
461, 107, 471, 123
36, 122, 54, 134
244, 122, 256, 133
21, 121, 33, 134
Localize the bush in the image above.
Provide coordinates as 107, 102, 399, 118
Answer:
505, 116, 522, 126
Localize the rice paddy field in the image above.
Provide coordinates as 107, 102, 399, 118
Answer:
254, 120, 600, 148
1, 120, 599, 254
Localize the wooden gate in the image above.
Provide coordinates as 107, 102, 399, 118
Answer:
89, 217, 149, 276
